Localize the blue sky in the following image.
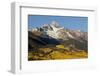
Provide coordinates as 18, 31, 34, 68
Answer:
28, 15, 88, 32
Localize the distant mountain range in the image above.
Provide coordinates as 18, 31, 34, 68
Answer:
28, 21, 88, 51
31, 21, 87, 41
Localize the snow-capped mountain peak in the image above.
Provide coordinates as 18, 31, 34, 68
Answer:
31, 21, 87, 41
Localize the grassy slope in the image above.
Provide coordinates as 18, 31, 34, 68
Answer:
28, 45, 88, 61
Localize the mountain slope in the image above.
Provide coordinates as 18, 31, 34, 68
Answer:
31, 21, 87, 41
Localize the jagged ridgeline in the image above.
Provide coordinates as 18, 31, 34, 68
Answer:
28, 21, 88, 60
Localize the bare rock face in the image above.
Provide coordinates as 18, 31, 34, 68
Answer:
31, 21, 87, 41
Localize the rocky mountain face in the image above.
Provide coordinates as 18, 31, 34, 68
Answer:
31, 21, 87, 41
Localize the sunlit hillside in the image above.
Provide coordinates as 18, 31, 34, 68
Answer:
28, 44, 87, 60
